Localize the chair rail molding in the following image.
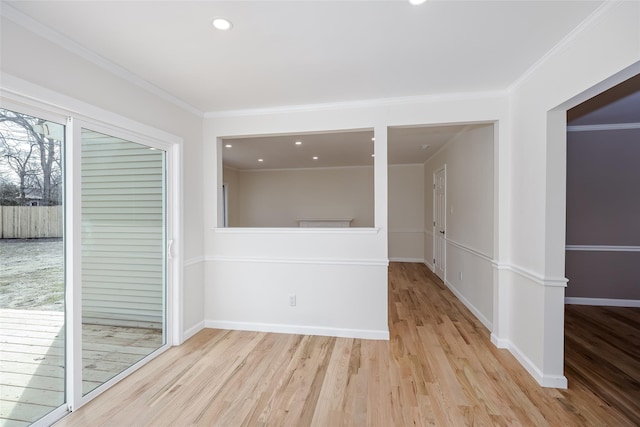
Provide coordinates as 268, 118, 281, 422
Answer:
565, 245, 640, 252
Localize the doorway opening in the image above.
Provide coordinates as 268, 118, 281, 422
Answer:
386, 122, 495, 331
563, 72, 640, 421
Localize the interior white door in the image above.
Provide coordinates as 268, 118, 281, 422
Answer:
433, 167, 446, 280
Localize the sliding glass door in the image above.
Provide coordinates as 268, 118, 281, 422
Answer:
80, 128, 166, 396
1, 104, 174, 426
0, 108, 66, 425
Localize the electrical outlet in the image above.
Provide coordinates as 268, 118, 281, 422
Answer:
289, 294, 296, 307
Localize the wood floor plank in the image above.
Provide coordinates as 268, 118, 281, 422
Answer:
0, 401, 57, 424
49, 262, 639, 426
0, 309, 163, 425
0, 360, 64, 379
310, 337, 353, 427
564, 304, 640, 426
0, 384, 64, 406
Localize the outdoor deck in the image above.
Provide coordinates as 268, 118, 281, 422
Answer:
0, 309, 162, 426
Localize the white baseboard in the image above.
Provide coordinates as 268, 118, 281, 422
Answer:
490, 333, 509, 348
204, 320, 389, 340
443, 279, 492, 330
491, 334, 567, 389
565, 297, 640, 308
424, 260, 434, 271
389, 257, 425, 263
183, 321, 205, 341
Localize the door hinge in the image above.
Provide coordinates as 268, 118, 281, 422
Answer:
433, 221, 435, 227
433, 259, 436, 264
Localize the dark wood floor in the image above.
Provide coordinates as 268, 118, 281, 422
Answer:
564, 303, 640, 425
55, 263, 639, 426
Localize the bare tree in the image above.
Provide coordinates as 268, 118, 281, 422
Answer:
0, 179, 20, 206
0, 109, 62, 205
0, 129, 38, 204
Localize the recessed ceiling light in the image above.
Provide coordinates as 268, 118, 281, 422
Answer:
295, 141, 302, 145
409, 0, 427, 5
258, 158, 264, 162
371, 154, 375, 158
371, 137, 375, 141
312, 156, 318, 160
225, 144, 232, 148
212, 18, 233, 31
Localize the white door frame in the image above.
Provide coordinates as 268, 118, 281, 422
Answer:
67, 116, 180, 410
433, 165, 446, 281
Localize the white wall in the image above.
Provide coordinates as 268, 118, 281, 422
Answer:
498, 1, 640, 387
225, 166, 374, 227
424, 125, 494, 328
204, 95, 508, 340
388, 164, 424, 262
207, 120, 390, 339
5, 0, 633, 390
0, 15, 205, 339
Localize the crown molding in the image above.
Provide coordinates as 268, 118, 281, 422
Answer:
508, 1, 616, 93
204, 90, 509, 119
2, 3, 510, 120
1, 3, 204, 118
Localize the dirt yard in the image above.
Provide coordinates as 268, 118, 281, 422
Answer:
0, 238, 64, 311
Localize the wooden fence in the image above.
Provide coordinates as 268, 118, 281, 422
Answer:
0, 206, 63, 239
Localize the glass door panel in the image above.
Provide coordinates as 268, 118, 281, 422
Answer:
0, 109, 66, 424
80, 129, 165, 395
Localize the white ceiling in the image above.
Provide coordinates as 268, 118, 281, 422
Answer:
6, 0, 603, 114
223, 123, 487, 169
388, 124, 477, 165
4, 1, 605, 169
223, 130, 375, 170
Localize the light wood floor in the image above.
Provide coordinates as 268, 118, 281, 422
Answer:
54, 263, 638, 426
0, 309, 162, 426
